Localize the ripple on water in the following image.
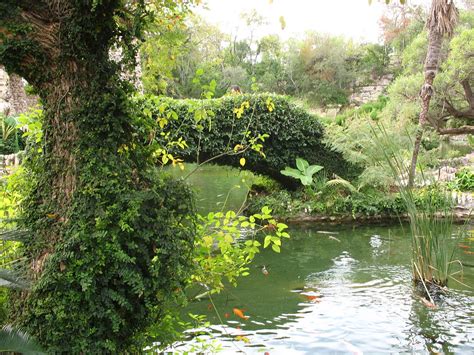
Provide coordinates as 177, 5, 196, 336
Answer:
170, 225, 474, 354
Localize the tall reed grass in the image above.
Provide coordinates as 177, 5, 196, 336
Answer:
372, 124, 460, 289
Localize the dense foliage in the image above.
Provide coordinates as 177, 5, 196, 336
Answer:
0, 0, 202, 352
135, 94, 359, 187
0, 115, 24, 155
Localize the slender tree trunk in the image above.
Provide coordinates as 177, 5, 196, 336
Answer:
408, 0, 456, 187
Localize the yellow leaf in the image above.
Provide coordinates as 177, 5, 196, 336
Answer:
240, 158, 246, 167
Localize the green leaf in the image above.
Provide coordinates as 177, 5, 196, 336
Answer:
306, 165, 324, 177
296, 158, 309, 172
300, 176, 313, 186
264, 236, 272, 248
272, 238, 281, 246
271, 244, 281, 253
280, 167, 303, 179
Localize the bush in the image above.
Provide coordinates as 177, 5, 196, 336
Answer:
448, 168, 474, 191
250, 174, 281, 194
134, 94, 360, 188
246, 185, 451, 219
0, 115, 25, 155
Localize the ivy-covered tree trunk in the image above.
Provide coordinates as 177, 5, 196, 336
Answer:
0, 1, 195, 352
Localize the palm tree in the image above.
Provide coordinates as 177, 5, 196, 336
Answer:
407, 0, 458, 187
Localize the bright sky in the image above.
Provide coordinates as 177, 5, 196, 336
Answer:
196, 0, 431, 43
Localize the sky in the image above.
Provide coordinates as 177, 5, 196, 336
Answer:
196, 0, 432, 43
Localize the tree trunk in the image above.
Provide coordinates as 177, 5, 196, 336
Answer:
0, 2, 195, 352
408, 0, 453, 188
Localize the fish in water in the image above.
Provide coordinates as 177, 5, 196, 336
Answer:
328, 236, 341, 242
464, 250, 474, 255
233, 307, 249, 320
458, 244, 470, 249
224, 312, 230, 318
420, 297, 436, 309
235, 335, 250, 343
304, 295, 320, 303
262, 265, 269, 276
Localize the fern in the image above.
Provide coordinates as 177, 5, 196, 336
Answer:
325, 177, 358, 194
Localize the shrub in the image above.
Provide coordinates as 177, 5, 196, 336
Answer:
449, 168, 474, 191
134, 94, 360, 188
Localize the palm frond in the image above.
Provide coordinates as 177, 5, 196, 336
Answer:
0, 229, 29, 242
0, 325, 45, 354
0, 268, 30, 290
427, 0, 458, 37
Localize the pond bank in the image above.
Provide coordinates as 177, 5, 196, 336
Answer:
280, 209, 472, 225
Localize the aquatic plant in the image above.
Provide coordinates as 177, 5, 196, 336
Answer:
373, 124, 461, 292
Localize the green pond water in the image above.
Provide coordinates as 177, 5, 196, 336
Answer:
166, 165, 474, 354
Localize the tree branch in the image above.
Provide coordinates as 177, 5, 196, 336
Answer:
462, 79, 474, 109
444, 98, 474, 120
438, 125, 474, 135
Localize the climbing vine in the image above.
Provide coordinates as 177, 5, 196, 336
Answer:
0, 1, 201, 352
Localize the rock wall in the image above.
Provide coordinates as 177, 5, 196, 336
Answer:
0, 152, 23, 177
350, 74, 393, 105
0, 65, 38, 116
0, 67, 10, 115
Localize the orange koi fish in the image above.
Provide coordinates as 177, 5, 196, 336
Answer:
464, 250, 474, 255
458, 244, 470, 249
304, 295, 320, 302
262, 265, 269, 276
224, 312, 230, 319
233, 307, 249, 320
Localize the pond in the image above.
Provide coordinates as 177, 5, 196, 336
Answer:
167, 165, 474, 354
